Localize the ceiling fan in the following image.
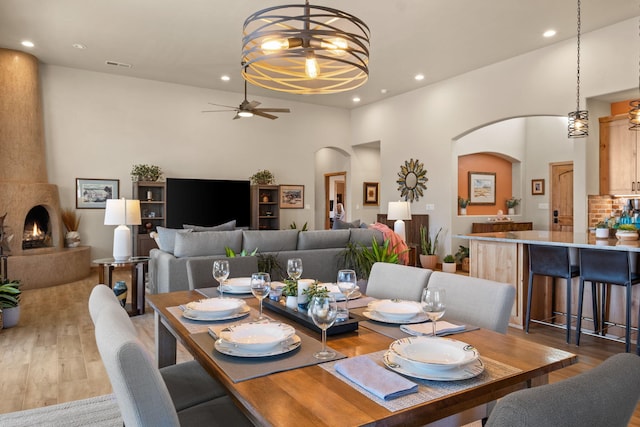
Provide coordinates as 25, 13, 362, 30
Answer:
203, 79, 291, 120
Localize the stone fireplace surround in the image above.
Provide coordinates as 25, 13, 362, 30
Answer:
0, 48, 90, 289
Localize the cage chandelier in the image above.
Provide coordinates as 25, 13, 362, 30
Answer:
241, 1, 370, 95
568, 0, 588, 138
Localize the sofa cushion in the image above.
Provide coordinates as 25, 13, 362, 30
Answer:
182, 220, 236, 232
332, 219, 361, 229
349, 228, 384, 246
242, 230, 299, 252
297, 229, 350, 250
174, 230, 243, 258
156, 226, 192, 254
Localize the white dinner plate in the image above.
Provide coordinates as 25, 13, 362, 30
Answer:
221, 277, 252, 294
182, 304, 250, 321
184, 298, 245, 318
213, 334, 302, 358
383, 351, 484, 381
321, 284, 362, 301
219, 322, 296, 352
362, 310, 428, 324
389, 336, 479, 368
369, 299, 422, 321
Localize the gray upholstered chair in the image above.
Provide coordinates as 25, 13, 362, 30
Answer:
88, 284, 122, 324
94, 304, 253, 427
427, 272, 515, 334
365, 262, 432, 301
186, 256, 259, 290
486, 353, 640, 427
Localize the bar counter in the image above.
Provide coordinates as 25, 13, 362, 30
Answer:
457, 230, 639, 335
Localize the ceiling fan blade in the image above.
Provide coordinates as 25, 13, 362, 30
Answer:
255, 108, 290, 113
247, 100, 261, 109
208, 102, 238, 109
233, 113, 242, 120
253, 110, 278, 120
202, 109, 238, 113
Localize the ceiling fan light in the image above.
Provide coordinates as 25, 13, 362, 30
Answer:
238, 110, 254, 118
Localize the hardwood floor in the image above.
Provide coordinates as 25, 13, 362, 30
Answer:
1, 270, 638, 425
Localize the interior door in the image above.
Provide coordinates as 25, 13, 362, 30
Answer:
551, 162, 574, 232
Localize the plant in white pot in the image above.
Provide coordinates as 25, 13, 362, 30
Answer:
0, 279, 21, 329
442, 254, 457, 273
595, 221, 610, 239
458, 197, 470, 215
419, 225, 441, 270
506, 197, 520, 215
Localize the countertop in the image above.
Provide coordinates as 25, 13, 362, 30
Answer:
457, 230, 640, 252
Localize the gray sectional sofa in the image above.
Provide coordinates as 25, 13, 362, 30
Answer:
148, 227, 384, 294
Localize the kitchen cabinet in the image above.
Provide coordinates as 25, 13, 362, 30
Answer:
600, 114, 639, 195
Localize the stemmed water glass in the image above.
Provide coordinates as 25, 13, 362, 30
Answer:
287, 258, 303, 281
421, 288, 446, 336
308, 295, 338, 360
212, 260, 229, 298
251, 272, 271, 320
337, 269, 357, 320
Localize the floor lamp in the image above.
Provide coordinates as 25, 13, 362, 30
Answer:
104, 198, 141, 262
387, 201, 412, 242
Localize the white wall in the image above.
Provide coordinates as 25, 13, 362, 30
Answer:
351, 17, 638, 257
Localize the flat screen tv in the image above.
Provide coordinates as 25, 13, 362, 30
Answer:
166, 178, 250, 229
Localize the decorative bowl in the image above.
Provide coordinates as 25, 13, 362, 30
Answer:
369, 299, 421, 321
615, 230, 639, 241
184, 298, 244, 318
219, 322, 295, 352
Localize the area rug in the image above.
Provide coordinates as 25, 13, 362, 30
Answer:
0, 394, 122, 427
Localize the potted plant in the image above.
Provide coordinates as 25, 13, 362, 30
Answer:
419, 225, 441, 269
250, 170, 275, 185
442, 254, 456, 273
595, 221, 610, 239
302, 281, 329, 315
131, 164, 163, 182
615, 223, 639, 241
454, 245, 470, 272
61, 208, 81, 248
458, 197, 470, 215
0, 279, 21, 328
506, 197, 520, 215
359, 238, 401, 277
282, 279, 298, 310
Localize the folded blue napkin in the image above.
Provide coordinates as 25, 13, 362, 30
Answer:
334, 356, 418, 400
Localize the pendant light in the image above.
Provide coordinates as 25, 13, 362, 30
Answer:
568, 0, 588, 138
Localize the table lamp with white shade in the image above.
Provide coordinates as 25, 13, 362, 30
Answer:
104, 198, 141, 262
387, 201, 412, 242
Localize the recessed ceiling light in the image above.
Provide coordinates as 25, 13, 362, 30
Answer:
72, 43, 87, 49
543, 29, 557, 38
221, 75, 230, 82
414, 74, 425, 81
21, 40, 34, 48
380, 89, 388, 94
352, 97, 361, 103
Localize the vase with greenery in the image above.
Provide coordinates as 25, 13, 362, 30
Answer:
419, 225, 441, 269
131, 164, 163, 182
506, 197, 520, 214
595, 221, 610, 239
61, 208, 81, 248
282, 279, 299, 309
442, 254, 456, 273
0, 279, 21, 328
458, 197, 470, 215
250, 170, 275, 185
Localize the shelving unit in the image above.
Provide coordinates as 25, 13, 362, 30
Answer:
251, 185, 280, 230
133, 181, 166, 256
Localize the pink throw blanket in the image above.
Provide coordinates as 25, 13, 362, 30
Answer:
369, 222, 409, 265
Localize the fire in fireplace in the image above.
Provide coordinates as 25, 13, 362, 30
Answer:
22, 206, 52, 250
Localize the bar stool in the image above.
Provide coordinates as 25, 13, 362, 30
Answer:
526, 245, 580, 343
577, 248, 640, 352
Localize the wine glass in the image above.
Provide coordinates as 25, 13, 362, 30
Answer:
287, 258, 303, 281
308, 295, 338, 360
251, 272, 271, 320
421, 288, 446, 336
212, 260, 230, 298
337, 269, 357, 319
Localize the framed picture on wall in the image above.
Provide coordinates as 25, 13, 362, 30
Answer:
532, 179, 545, 195
468, 172, 496, 205
279, 184, 304, 209
363, 182, 379, 206
76, 178, 119, 209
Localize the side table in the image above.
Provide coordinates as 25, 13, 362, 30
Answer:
93, 256, 149, 316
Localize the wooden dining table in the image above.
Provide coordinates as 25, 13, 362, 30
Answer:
148, 290, 577, 427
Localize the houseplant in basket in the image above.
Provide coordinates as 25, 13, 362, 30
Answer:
0, 279, 21, 328
419, 225, 441, 269
615, 224, 639, 241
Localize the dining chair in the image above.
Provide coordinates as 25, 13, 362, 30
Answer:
577, 248, 640, 352
88, 286, 236, 417
94, 303, 253, 427
485, 352, 640, 427
365, 262, 432, 302
427, 272, 515, 334
186, 256, 258, 290
525, 245, 580, 343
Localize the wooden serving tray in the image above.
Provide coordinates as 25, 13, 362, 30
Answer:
263, 298, 360, 336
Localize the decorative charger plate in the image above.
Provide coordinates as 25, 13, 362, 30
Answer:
383, 351, 484, 381
389, 336, 479, 369
182, 304, 250, 321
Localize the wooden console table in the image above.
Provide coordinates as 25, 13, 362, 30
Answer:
471, 221, 533, 233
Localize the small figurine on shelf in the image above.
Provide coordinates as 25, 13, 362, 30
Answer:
261, 193, 270, 203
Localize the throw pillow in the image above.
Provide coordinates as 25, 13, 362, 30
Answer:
156, 226, 192, 254
182, 219, 236, 232
332, 219, 361, 230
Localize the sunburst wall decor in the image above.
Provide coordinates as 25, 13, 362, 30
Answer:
396, 158, 428, 202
